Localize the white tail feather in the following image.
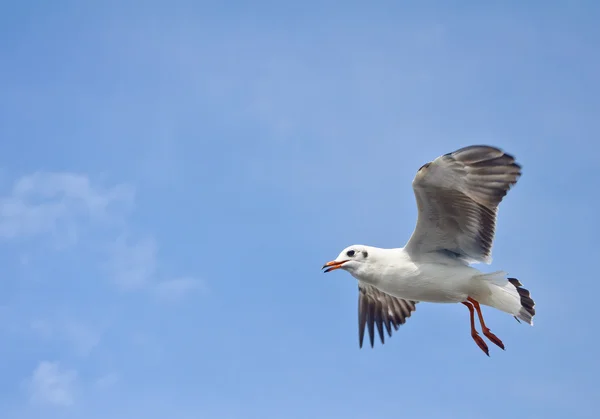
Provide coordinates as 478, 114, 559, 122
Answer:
473, 271, 535, 325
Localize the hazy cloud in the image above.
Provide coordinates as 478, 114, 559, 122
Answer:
153, 277, 205, 302
94, 372, 119, 389
27, 361, 78, 407
0, 172, 134, 241
109, 235, 158, 290
34, 319, 102, 358
109, 236, 204, 299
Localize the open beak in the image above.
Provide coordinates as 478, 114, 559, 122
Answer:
322, 260, 348, 273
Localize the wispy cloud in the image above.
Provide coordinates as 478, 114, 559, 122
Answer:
27, 361, 78, 407
1, 170, 204, 416
30, 318, 102, 358
0, 171, 203, 299
63, 320, 102, 357
153, 277, 206, 302
109, 235, 158, 290
94, 372, 119, 389
108, 235, 204, 299
0, 172, 134, 242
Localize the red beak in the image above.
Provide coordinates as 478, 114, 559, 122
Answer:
322, 260, 348, 273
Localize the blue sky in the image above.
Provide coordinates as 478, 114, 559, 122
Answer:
1, 1, 599, 418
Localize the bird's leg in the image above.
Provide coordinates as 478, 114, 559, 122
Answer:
462, 301, 489, 356
467, 297, 505, 350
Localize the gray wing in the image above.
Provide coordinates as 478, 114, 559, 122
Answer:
358, 283, 418, 348
404, 145, 521, 264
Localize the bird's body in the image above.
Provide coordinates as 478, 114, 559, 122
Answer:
323, 145, 536, 355
348, 246, 479, 304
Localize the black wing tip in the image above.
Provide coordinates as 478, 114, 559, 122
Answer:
358, 286, 418, 349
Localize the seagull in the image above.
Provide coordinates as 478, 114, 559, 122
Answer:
322, 145, 535, 356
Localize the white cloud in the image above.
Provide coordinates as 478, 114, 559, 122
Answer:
30, 319, 54, 339
30, 318, 102, 357
65, 320, 101, 356
0, 172, 134, 241
94, 372, 119, 389
108, 236, 204, 299
63, 320, 102, 357
1, 171, 203, 299
109, 235, 158, 290
27, 361, 78, 407
153, 277, 205, 302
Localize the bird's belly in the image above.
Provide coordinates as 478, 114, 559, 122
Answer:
375, 265, 475, 303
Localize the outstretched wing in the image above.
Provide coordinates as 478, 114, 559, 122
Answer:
358, 283, 418, 348
405, 145, 521, 264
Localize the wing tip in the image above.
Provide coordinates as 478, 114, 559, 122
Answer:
357, 285, 418, 349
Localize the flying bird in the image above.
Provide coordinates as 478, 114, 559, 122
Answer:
322, 145, 535, 356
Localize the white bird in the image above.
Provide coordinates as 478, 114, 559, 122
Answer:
322, 145, 535, 356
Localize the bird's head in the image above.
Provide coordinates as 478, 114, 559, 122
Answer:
322, 245, 372, 275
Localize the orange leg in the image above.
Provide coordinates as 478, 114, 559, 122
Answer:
462, 301, 489, 356
467, 297, 505, 350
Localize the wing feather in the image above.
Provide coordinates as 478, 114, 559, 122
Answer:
358, 283, 418, 348
405, 145, 521, 263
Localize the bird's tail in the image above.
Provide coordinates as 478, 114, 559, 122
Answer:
474, 271, 536, 325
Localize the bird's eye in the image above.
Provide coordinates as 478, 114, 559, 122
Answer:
346, 250, 355, 257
